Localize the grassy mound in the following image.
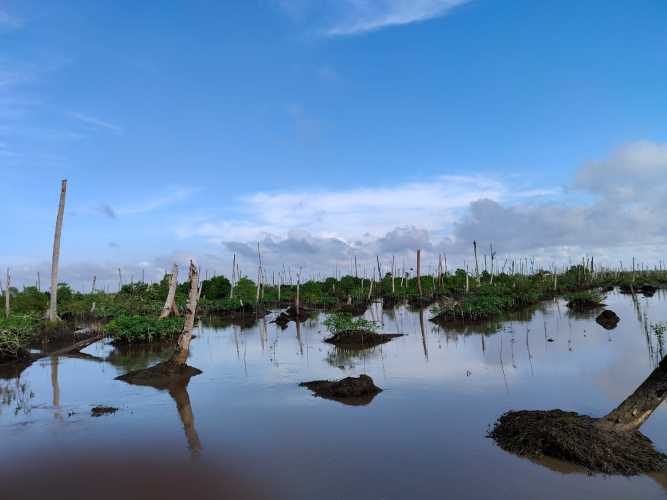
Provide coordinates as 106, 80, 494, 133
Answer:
489, 409, 667, 475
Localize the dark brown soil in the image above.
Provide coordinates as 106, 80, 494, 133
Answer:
489, 409, 667, 475
596, 310, 620, 330
300, 374, 382, 405
91, 406, 118, 417
335, 302, 369, 316
285, 305, 315, 320
566, 298, 604, 311
272, 312, 290, 328
641, 284, 658, 297
115, 360, 202, 390
408, 296, 435, 308
382, 296, 401, 309
324, 330, 404, 348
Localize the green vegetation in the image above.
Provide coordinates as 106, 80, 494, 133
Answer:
323, 313, 378, 335
104, 315, 184, 344
0, 314, 40, 361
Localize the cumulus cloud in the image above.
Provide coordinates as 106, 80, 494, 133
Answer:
449, 141, 667, 260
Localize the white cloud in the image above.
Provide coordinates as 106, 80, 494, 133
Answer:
325, 0, 469, 36
100, 186, 200, 217
66, 111, 124, 135
277, 0, 470, 36
178, 175, 511, 245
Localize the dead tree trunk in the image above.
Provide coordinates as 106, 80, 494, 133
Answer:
416, 249, 422, 296
160, 264, 180, 318
596, 356, 667, 432
4, 268, 10, 319
171, 262, 200, 366
48, 179, 67, 322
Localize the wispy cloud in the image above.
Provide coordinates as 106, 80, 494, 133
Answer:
67, 111, 124, 135
278, 0, 470, 36
0, 10, 23, 32
100, 186, 200, 218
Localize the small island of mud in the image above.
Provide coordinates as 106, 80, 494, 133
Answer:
324, 330, 404, 348
300, 374, 382, 405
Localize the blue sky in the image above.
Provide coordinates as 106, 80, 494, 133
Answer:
2, 0, 667, 288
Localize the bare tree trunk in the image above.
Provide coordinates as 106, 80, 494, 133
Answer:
596, 356, 667, 432
391, 255, 395, 295
160, 264, 180, 318
4, 268, 10, 319
416, 249, 422, 296
48, 179, 67, 322
295, 269, 301, 315
91, 275, 96, 294
473, 240, 479, 278
172, 262, 200, 366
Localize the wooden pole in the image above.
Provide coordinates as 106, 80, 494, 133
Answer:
48, 179, 67, 322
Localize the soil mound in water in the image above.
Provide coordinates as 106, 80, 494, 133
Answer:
300, 374, 382, 405
566, 298, 604, 311
596, 310, 620, 330
115, 360, 202, 389
91, 406, 118, 417
489, 409, 667, 475
324, 330, 404, 348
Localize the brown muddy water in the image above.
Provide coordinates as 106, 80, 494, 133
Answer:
3, 292, 667, 499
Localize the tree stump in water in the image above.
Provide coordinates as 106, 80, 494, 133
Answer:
489, 356, 667, 475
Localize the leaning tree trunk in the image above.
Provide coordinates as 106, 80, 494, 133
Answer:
171, 262, 200, 366
596, 356, 667, 432
48, 179, 67, 322
160, 264, 180, 318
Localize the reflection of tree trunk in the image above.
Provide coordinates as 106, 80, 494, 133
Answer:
51, 355, 60, 408
168, 382, 202, 459
295, 319, 304, 356
419, 309, 428, 360
597, 356, 667, 432
160, 264, 180, 318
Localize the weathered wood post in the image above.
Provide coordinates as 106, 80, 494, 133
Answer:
160, 264, 180, 318
48, 179, 67, 322
172, 261, 201, 366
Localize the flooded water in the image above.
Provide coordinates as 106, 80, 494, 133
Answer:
3, 291, 667, 499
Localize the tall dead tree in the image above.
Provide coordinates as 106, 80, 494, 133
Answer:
160, 264, 180, 318
473, 240, 479, 278
48, 179, 67, 322
172, 261, 201, 366
416, 249, 422, 296
4, 268, 10, 318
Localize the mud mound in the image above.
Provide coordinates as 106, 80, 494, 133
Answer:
489, 409, 667, 475
271, 312, 290, 328
566, 298, 604, 311
641, 284, 658, 297
300, 374, 382, 405
324, 330, 404, 348
335, 302, 369, 316
115, 360, 202, 390
91, 406, 118, 417
596, 310, 620, 330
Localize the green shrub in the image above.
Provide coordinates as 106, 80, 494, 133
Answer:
323, 313, 378, 335
0, 314, 40, 359
104, 315, 184, 344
